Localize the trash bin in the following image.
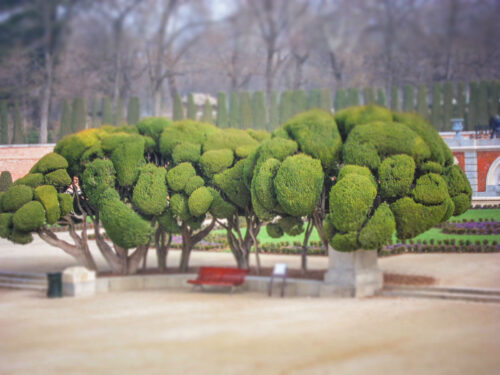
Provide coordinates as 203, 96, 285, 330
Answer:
47, 272, 62, 298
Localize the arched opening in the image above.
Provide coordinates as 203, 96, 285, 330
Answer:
485, 156, 500, 194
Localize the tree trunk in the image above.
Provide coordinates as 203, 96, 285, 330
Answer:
301, 219, 314, 274
155, 228, 171, 272
127, 242, 150, 275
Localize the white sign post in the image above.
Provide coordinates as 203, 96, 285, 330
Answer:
268, 263, 288, 297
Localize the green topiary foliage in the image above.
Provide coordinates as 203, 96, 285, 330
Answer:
0, 171, 13, 191
274, 154, 324, 217
2, 185, 33, 212
347, 87, 360, 107
172, 142, 201, 164
80, 143, 105, 164
363, 87, 376, 105
411, 173, 449, 205
111, 137, 145, 187
331, 231, 359, 252
451, 193, 470, 216
390, 197, 450, 239
142, 136, 156, 154
82, 159, 116, 208
269, 91, 280, 130
337, 165, 377, 189
0, 101, 9, 144
186, 214, 205, 231
158, 208, 181, 234
13, 173, 44, 189
31, 152, 68, 174
216, 92, 229, 128
132, 164, 168, 216
279, 91, 293, 124
34, 185, 60, 224
278, 216, 304, 236
58, 193, 73, 217
403, 85, 415, 112
44, 169, 71, 188
136, 117, 171, 141
292, 90, 307, 116
417, 85, 428, 120
334, 88, 347, 111
323, 213, 336, 242
378, 155, 415, 199
358, 203, 395, 250
184, 175, 204, 195
282, 109, 342, 173
393, 112, 453, 166
443, 165, 472, 197
213, 160, 250, 208
266, 223, 283, 238
167, 162, 196, 192
329, 173, 377, 233
188, 187, 213, 217
247, 129, 271, 142
199, 149, 234, 177
420, 161, 443, 174
229, 92, 239, 127
252, 158, 280, 211
239, 92, 253, 128
54, 129, 101, 177
251, 190, 274, 221
0, 213, 13, 238
252, 91, 267, 129
342, 121, 431, 170
100, 195, 153, 249
9, 229, 33, 245
442, 196, 455, 222
173, 94, 184, 121
127, 97, 141, 125
159, 120, 219, 157
206, 187, 236, 219
376, 88, 387, 107
187, 94, 197, 120
235, 145, 257, 158
169, 193, 191, 221
320, 88, 332, 113
201, 100, 214, 124
204, 128, 259, 153
13, 201, 45, 232
334, 105, 393, 140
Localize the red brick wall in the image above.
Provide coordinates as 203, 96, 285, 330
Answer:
453, 152, 465, 171
0, 145, 54, 181
477, 151, 500, 192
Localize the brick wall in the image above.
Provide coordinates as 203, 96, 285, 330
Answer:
477, 151, 500, 192
0, 145, 54, 181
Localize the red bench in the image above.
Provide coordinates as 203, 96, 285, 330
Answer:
188, 267, 248, 292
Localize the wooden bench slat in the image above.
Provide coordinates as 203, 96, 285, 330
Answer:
188, 267, 248, 288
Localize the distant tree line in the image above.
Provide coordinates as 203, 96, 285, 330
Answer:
0, 81, 498, 144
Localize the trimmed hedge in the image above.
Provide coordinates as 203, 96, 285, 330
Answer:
278, 216, 304, 236
188, 187, 213, 217
158, 208, 181, 234
203, 128, 258, 153
266, 223, 283, 238
110, 137, 145, 187
31, 152, 68, 173
213, 160, 250, 208
252, 157, 281, 211
0, 212, 13, 238
378, 154, 415, 199
136, 117, 171, 141
132, 164, 168, 216
167, 162, 196, 192
207, 187, 236, 219
44, 169, 71, 188
172, 142, 201, 164
13, 201, 46, 232
184, 175, 205, 196
13, 173, 44, 188
2, 185, 33, 212
199, 149, 234, 177
34, 185, 60, 224
159, 120, 219, 157
274, 154, 324, 217
9, 228, 33, 245
58, 193, 73, 217
337, 165, 377, 189
331, 231, 359, 252
82, 159, 116, 208
329, 173, 377, 233
169, 193, 191, 221
358, 203, 395, 249
334, 105, 393, 139
0, 171, 12, 191
411, 173, 449, 205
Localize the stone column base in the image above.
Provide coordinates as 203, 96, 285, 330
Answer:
62, 267, 96, 297
319, 247, 382, 298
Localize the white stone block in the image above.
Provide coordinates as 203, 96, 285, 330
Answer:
62, 267, 96, 297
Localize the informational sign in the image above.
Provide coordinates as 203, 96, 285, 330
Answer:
269, 263, 287, 297
273, 263, 287, 276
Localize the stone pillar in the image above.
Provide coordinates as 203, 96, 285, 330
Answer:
62, 267, 96, 297
319, 246, 383, 298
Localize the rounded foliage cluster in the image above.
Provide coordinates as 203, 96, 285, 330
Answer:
132, 164, 168, 216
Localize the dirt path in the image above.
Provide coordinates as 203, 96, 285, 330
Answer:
0, 289, 498, 375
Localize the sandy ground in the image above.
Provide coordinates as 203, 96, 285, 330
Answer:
0, 235, 499, 374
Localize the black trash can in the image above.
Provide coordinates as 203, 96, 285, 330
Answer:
47, 272, 63, 298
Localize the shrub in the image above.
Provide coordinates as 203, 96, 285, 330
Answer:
188, 187, 213, 217
323, 214, 336, 242
100, 193, 153, 249
31, 152, 68, 174
274, 154, 324, 217
13, 173, 44, 188
282, 109, 342, 173
266, 223, 283, 238
82, 159, 116, 208
420, 161, 443, 174
172, 142, 201, 164
359, 203, 396, 250
44, 169, 71, 188
331, 231, 359, 252
452, 193, 471, 216
411, 173, 449, 205
252, 158, 281, 211
13, 201, 46, 232
334, 105, 393, 139
158, 208, 181, 234
170, 193, 191, 221
213, 160, 250, 208
58, 193, 73, 217
184, 175, 205, 195
199, 149, 234, 177
207, 187, 236, 219
337, 165, 377, 189
111, 137, 145, 187
329, 173, 377, 232
0, 171, 12, 191
278, 216, 304, 236
132, 164, 168, 216
0, 213, 13, 238
2, 184, 33, 212
343, 121, 431, 170
34, 185, 60, 224
167, 162, 196, 192
9, 228, 33, 245
378, 154, 415, 199
159, 120, 219, 157
54, 129, 101, 176
136, 117, 171, 141
203, 128, 258, 153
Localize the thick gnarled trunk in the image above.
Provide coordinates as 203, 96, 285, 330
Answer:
179, 219, 215, 272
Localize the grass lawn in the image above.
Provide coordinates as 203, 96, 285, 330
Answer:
215, 208, 500, 246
